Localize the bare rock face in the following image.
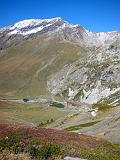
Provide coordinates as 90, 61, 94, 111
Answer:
47, 38, 120, 105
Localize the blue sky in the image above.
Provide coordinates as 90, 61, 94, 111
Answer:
0, 0, 120, 32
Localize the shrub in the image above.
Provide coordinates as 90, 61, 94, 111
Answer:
38, 118, 54, 128
38, 144, 60, 160
38, 122, 44, 127
27, 144, 40, 158
0, 137, 25, 154
50, 118, 54, 123
26, 143, 60, 159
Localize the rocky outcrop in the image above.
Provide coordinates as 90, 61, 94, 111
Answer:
47, 39, 120, 105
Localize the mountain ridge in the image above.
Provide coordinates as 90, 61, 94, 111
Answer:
0, 17, 120, 50
1, 17, 119, 33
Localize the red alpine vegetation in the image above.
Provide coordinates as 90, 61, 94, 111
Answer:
0, 124, 107, 149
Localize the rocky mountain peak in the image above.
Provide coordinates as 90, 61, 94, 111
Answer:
7, 17, 65, 35
0, 17, 120, 49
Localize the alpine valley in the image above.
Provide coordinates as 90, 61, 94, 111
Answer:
0, 17, 120, 148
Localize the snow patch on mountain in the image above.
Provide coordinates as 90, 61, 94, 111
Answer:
2, 17, 118, 47
68, 88, 79, 100
81, 80, 120, 104
10, 18, 62, 30
91, 108, 98, 117
8, 17, 64, 36
9, 25, 53, 35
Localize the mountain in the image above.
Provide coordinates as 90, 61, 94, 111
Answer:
0, 17, 120, 106
0, 17, 120, 144
0, 17, 120, 49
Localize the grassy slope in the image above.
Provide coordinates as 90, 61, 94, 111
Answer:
0, 35, 86, 98
65, 120, 101, 131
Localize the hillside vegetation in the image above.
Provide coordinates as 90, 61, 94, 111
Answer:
0, 124, 120, 160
